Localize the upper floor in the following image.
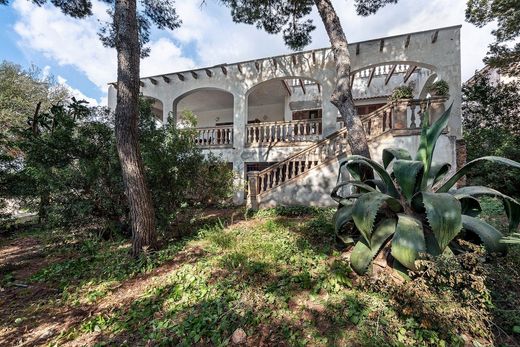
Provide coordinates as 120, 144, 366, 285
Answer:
107, 25, 462, 159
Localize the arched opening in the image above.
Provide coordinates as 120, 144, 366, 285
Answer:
143, 96, 164, 121
245, 77, 323, 145
351, 62, 435, 116
173, 88, 234, 128
172, 88, 234, 147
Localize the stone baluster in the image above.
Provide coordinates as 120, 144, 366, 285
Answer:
410, 103, 417, 128
247, 171, 259, 210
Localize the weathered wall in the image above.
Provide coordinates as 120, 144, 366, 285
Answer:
256, 133, 457, 208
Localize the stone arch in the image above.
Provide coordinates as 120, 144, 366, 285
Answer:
172, 87, 235, 128
245, 76, 323, 125
351, 61, 436, 100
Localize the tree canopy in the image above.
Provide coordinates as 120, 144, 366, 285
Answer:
218, 0, 399, 50
465, 0, 520, 76
0, 61, 69, 132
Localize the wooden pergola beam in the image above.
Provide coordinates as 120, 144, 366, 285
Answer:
431, 30, 439, 43
177, 73, 185, 81
384, 64, 397, 85
149, 78, 157, 85
162, 76, 170, 83
405, 34, 411, 48
205, 69, 213, 77
282, 80, 291, 96
403, 65, 417, 83
299, 79, 306, 94
191, 71, 198, 79
367, 67, 376, 88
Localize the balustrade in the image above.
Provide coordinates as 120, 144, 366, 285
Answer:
246, 119, 322, 145
194, 126, 233, 147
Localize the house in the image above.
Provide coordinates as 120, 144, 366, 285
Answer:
107, 25, 463, 208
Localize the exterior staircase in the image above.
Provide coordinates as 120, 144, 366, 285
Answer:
246, 97, 448, 209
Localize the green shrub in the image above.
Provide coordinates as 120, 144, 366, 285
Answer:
390, 85, 413, 100
427, 80, 449, 96
332, 105, 520, 277
0, 98, 234, 235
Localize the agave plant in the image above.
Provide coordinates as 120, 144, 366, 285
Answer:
332, 105, 520, 276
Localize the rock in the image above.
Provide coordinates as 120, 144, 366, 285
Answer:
40, 328, 55, 339
232, 328, 247, 344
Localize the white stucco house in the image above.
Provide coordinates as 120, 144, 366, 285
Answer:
107, 25, 463, 208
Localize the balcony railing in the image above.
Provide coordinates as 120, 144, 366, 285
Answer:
194, 96, 448, 149
246, 119, 322, 145
194, 126, 233, 148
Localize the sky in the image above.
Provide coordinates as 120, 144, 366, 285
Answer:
0, 0, 496, 106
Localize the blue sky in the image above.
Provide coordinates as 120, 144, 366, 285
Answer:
0, 0, 496, 106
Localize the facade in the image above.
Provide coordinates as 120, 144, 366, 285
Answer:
107, 25, 462, 208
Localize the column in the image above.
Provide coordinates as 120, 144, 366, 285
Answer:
163, 101, 173, 125
320, 83, 339, 136
232, 91, 247, 205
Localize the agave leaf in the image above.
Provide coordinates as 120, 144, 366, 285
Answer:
393, 160, 424, 202
392, 260, 412, 281
453, 194, 482, 217
437, 156, 520, 193
449, 186, 520, 231
391, 214, 426, 270
461, 215, 507, 254
428, 162, 451, 188
334, 204, 354, 235
419, 192, 462, 251
382, 147, 412, 169
364, 179, 387, 193
352, 191, 401, 243
331, 181, 375, 202
350, 219, 396, 275
350, 239, 373, 275
342, 156, 399, 197
416, 105, 453, 190
339, 197, 361, 206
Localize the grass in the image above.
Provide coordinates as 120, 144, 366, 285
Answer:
1, 203, 519, 346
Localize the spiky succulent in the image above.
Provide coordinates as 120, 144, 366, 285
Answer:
332, 105, 520, 276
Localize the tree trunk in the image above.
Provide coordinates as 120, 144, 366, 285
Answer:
313, 0, 371, 160
114, 0, 157, 256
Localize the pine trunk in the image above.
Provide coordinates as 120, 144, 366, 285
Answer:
114, 0, 157, 256
314, 0, 371, 160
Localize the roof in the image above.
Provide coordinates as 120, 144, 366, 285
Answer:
108, 25, 462, 85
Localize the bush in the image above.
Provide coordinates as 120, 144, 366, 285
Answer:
139, 105, 234, 232
462, 73, 520, 198
390, 85, 413, 100
0, 98, 235, 236
427, 80, 449, 96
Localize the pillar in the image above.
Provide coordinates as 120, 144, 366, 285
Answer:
247, 171, 259, 210
163, 101, 173, 125
232, 91, 248, 204
320, 83, 339, 136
